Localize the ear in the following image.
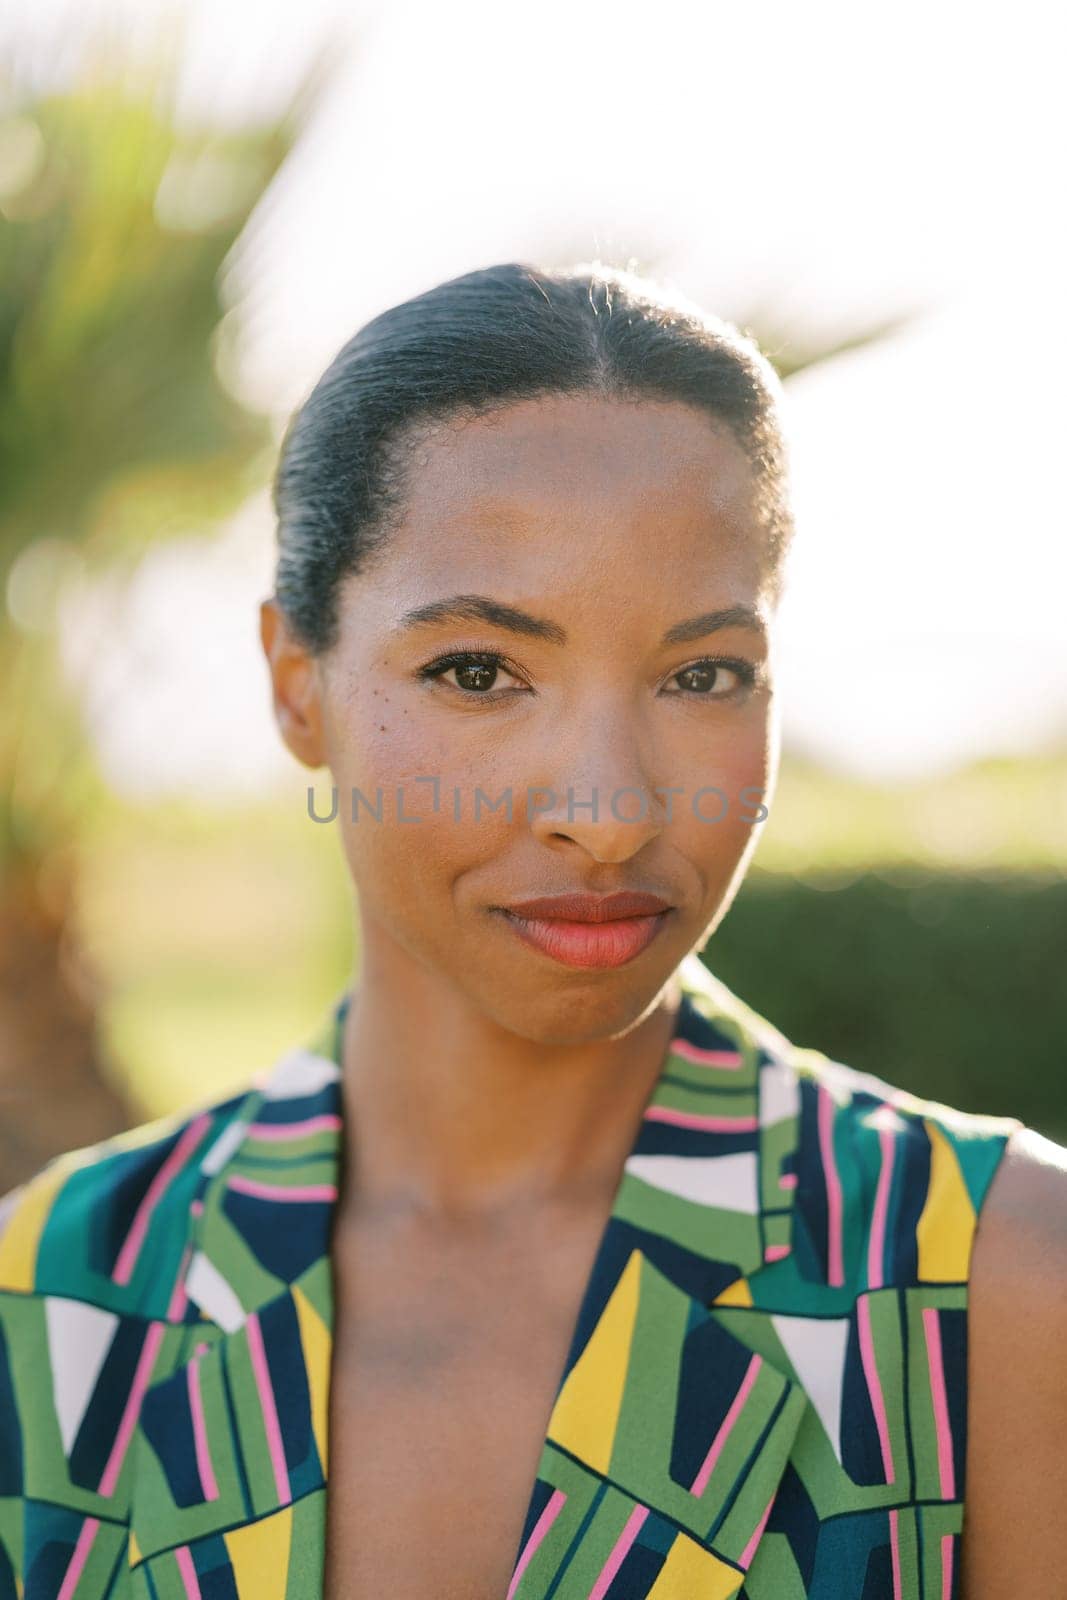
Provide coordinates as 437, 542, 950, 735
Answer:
259, 597, 328, 769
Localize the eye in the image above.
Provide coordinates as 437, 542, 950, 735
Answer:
664, 657, 757, 698
418, 650, 528, 699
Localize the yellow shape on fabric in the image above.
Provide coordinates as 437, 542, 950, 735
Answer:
714, 1277, 753, 1307
224, 1504, 293, 1600
293, 1282, 332, 1473
127, 1530, 142, 1567
0, 1160, 75, 1291
546, 1249, 642, 1473
647, 1533, 743, 1598
916, 1120, 976, 1282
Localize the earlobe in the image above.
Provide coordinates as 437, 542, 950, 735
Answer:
259, 597, 328, 770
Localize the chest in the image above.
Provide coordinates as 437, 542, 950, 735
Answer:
321, 1203, 607, 1600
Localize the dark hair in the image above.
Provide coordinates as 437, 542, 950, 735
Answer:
272, 260, 793, 655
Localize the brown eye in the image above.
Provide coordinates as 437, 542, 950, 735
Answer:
419, 650, 527, 698
676, 663, 721, 694
667, 658, 756, 697
453, 660, 498, 692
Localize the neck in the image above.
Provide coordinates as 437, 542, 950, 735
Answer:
336, 934, 684, 1222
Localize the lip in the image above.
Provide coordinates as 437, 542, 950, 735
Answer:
493, 891, 674, 970
496, 909, 672, 969
501, 890, 672, 922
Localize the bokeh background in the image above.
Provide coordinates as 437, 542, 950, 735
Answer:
2, 0, 1064, 1191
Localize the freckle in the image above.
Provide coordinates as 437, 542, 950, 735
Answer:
379, 724, 386, 731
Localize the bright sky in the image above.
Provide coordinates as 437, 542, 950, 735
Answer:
19, 0, 1067, 791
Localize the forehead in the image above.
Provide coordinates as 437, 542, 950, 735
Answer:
340, 393, 772, 639
393, 393, 758, 540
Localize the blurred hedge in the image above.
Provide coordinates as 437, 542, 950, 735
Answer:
701, 867, 1066, 1144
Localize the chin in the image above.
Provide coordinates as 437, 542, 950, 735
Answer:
477, 959, 678, 1048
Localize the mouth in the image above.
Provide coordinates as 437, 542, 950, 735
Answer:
492, 891, 675, 970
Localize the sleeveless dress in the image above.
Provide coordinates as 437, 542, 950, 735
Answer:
0, 951, 1020, 1600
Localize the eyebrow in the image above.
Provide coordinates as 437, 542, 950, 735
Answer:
395, 594, 767, 648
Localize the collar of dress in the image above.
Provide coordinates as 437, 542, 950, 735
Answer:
129, 952, 824, 1598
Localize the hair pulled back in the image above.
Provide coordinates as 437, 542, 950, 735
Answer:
273, 261, 792, 655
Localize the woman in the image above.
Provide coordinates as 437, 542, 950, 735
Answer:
1, 262, 1064, 1600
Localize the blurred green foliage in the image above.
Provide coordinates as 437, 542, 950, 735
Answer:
0, 56, 315, 869
0, 47, 330, 1189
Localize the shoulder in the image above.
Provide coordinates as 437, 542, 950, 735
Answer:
790, 1042, 1020, 1153
681, 955, 1021, 1284
782, 1044, 1020, 1290
0, 1083, 257, 1314
969, 1120, 1067, 1251
961, 1125, 1067, 1593
967, 1122, 1067, 1347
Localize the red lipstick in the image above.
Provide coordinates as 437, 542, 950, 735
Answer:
494, 890, 673, 969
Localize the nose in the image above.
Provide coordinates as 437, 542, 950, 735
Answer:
527, 707, 665, 864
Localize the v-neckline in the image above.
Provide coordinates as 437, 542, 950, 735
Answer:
319, 961, 720, 1595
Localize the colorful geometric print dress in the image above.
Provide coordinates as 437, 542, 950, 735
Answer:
0, 952, 1020, 1600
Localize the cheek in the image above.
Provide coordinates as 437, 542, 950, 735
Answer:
663, 711, 773, 863
324, 698, 511, 905
336, 804, 475, 919
697, 718, 773, 807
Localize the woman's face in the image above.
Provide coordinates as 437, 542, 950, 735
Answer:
264, 393, 781, 1045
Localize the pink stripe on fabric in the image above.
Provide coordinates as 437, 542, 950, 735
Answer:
857, 1296, 896, 1484
112, 1114, 213, 1285
56, 1516, 100, 1600
940, 1532, 955, 1600
670, 1038, 744, 1069
166, 1242, 193, 1322
778, 1171, 798, 1190
98, 1321, 166, 1496
644, 1106, 759, 1133
868, 1125, 895, 1290
689, 1354, 764, 1496
922, 1307, 956, 1499
245, 1115, 343, 1141
175, 1546, 203, 1600
889, 1508, 903, 1600
226, 1174, 338, 1204
764, 1243, 790, 1262
740, 1492, 776, 1570
505, 1487, 567, 1600
817, 1087, 845, 1287
588, 1504, 649, 1600
187, 1355, 220, 1502
245, 1311, 291, 1505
